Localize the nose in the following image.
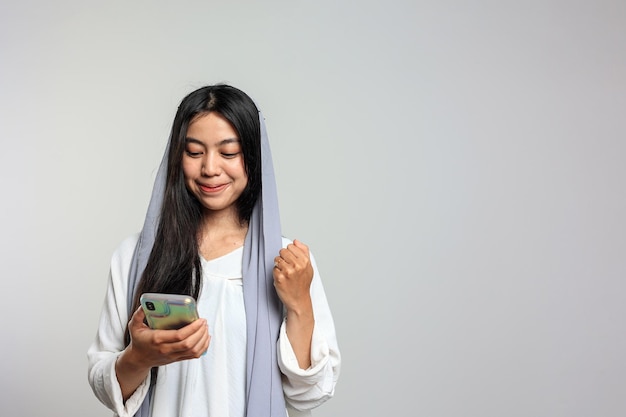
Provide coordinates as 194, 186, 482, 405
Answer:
201, 152, 221, 177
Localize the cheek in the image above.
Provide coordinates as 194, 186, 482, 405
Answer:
181, 159, 197, 183
237, 159, 248, 180
231, 161, 248, 191
239, 166, 249, 187
181, 161, 196, 191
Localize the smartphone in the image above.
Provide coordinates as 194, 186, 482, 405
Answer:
140, 293, 199, 330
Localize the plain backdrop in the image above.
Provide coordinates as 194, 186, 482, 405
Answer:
1, 1, 625, 416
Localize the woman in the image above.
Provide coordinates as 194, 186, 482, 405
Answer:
88, 84, 341, 417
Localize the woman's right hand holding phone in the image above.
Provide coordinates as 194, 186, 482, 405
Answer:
115, 307, 210, 402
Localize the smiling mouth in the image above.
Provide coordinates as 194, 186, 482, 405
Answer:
199, 183, 227, 193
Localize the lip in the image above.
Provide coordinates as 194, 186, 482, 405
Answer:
198, 183, 228, 194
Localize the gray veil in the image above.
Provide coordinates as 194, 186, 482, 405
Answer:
126, 111, 286, 417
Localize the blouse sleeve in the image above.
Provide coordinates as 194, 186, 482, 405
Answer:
87, 234, 151, 417
277, 248, 341, 411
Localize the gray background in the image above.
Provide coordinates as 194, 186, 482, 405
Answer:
1, 1, 624, 416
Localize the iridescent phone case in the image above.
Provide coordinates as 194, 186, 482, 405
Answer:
140, 293, 199, 330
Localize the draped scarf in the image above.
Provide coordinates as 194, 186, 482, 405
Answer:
126, 110, 286, 417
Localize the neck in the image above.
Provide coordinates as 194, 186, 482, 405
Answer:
201, 207, 242, 230
199, 209, 249, 260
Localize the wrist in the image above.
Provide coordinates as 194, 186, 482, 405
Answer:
117, 345, 151, 375
285, 298, 314, 322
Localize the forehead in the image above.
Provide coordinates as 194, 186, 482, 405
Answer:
186, 112, 238, 143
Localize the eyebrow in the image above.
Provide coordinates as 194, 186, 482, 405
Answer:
185, 137, 240, 146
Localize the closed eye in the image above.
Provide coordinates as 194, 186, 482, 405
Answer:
185, 150, 203, 158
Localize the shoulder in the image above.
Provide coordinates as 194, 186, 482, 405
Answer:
110, 232, 140, 268
115, 232, 140, 256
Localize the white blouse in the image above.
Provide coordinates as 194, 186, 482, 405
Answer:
87, 234, 340, 417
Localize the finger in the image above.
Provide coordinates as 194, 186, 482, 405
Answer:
273, 265, 284, 281
166, 330, 208, 360
292, 239, 310, 255
169, 329, 207, 355
197, 329, 211, 354
281, 249, 311, 274
174, 318, 207, 341
279, 247, 299, 264
284, 241, 310, 261
177, 320, 210, 356
152, 318, 207, 345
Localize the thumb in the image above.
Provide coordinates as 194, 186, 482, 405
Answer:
131, 306, 147, 326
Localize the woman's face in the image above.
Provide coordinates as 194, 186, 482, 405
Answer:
182, 112, 248, 217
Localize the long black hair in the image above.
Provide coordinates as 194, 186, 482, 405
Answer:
129, 84, 262, 317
